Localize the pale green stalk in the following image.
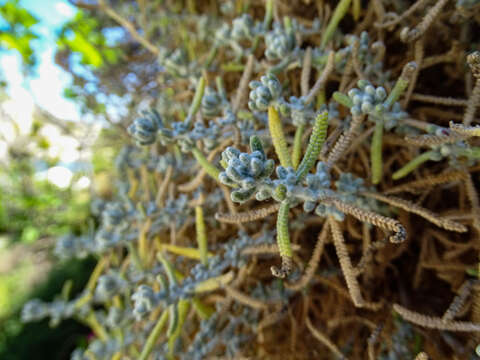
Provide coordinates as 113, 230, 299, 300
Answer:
195, 206, 208, 266
221, 62, 245, 72
385, 77, 409, 108
157, 253, 178, 285
167, 300, 190, 357
127, 242, 143, 270
61, 279, 73, 301
284, 16, 293, 35
392, 150, 437, 180
84, 312, 108, 342
277, 202, 291, 259
385, 62, 417, 108
457, 147, 480, 159
271, 201, 292, 278
292, 124, 305, 169
215, 76, 227, 100
186, 76, 206, 123
191, 147, 221, 180
320, 0, 352, 48
192, 297, 215, 319
138, 310, 169, 360
296, 111, 329, 181
353, 0, 361, 21
263, 0, 274, 29
167, 303, 179, 337
204, 46, 218, 67
268, 106, 293, 168
371, 119, 384, 184
333, 91, 353, 108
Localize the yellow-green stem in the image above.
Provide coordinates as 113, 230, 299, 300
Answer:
192, 297, 215, 319
138, 310, 169, 360
168, 300, 190, 355
127, 242, 143, 270
276, 201, 292, 264
84, 312, 108, 342
321, 0, 352, 48
157, 253, 178, 285
268, 106, 293, 168
186, 76, 206, 123
371, 119, 384, 184
86, 256, 108, 293
195, 206, 208, 266
263, 0, 274, 29
296, 111, 329, 182
392, 150, 436, 180
352, 0, 361, 21
333, 91, 353, 108
292, 124, 305, 170
191, 147, 221, 180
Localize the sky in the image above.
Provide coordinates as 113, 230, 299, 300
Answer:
0, 0, 80, 123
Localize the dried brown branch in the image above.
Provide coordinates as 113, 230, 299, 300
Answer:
286, 221, 329, 291
331, 199, 406, 243
393, 303, 480, 331
305, 317, 347, 360
399, 0, 449, 43
384, 171, 467, 194
215, 203, 281, 224
98, 0, 159, 55
361, 192, 468, 233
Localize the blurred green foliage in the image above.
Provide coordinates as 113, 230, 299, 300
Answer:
0, 257, 96, 360
57, 11, 121, 69
0, 157, 90, 245
0, 0, 39, 68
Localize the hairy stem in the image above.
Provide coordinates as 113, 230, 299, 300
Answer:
268, 105, 293, 168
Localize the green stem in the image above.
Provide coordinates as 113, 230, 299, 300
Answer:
333, 91, 354, 108
277, 201, 292, 258
263, 0, 274, 29
296, 111, 329, 181
385, 62, 417, 108
127, 242, 143, 270
268, 53, 295, 75
385, 77, 409, 109
186, 76, 206, 123
316, 89, 326, 109
292, 124, 305, 170
192, 297, 215, 319
312, 51, 344, 68
353, 0, 361, 21
195, 206, 208, 266
166, 303, 179, 337
392, 150, 436, 180
204, 46, 218, 68
320, 0, 352, 48
371, 119, 384, 184
220, 62, 245, 72
84, 312, 108, 342
191, 147, 221, 180
268, 106, 293, 168
283, 16, 293, 35
138, 310, 169, 360
157, 253, 178, 285
250, 35, 261, 53
215, 76, 227, 101
457, 146, 480, 159
61, 279, 73, 301
272, 201, 292, 278
168, 300, 190, 356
